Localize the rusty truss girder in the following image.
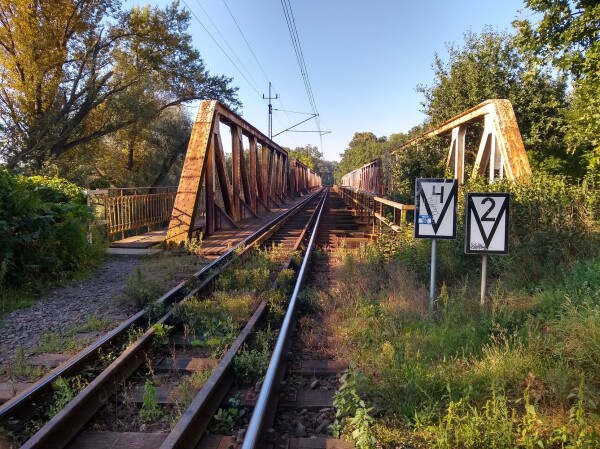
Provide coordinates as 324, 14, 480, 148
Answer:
167, 100, 321, 244
340, 158, 384, 195
289, 158, 320, 197
341, 99, 531, 194
394, 99, 531, 185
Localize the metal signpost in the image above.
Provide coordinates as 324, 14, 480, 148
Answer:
465, 193, 510, 305
414, 178, 458, 309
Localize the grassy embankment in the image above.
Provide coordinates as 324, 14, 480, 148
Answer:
321, 175, 600, 448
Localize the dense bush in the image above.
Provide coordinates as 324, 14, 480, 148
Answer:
0, 168, 93, 288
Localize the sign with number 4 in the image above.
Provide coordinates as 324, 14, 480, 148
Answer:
465, 193, 509, 254
414, 178, 458, 239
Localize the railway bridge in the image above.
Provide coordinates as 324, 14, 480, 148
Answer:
0, 99, 535, 449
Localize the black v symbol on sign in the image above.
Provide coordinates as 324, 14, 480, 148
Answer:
469, 196, 508, 248
419, 182, 457, 234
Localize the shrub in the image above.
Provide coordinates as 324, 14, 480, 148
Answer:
0, 168, 94, 289
390, 173, 598, 289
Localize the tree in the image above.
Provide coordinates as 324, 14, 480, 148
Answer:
43, 106, 192, 188
417, 28, 578, 176
287, 144, 322, 170
514, 0, 600, 178
315, 159, 337, 186
0, 0, 239, 169
335, 132, 389, 183
285, 144, 337, 186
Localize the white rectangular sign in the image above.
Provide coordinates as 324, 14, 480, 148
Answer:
414, 178, 458, 239
465, 193, 510, 254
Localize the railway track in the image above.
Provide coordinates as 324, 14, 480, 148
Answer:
1, 187, 370, 449
0, 189, 320, 447
238, 188, 369, 449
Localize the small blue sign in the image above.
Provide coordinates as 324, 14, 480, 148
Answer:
418, 215, 433, 225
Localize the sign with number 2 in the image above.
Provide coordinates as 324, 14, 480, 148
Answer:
465, 193, 510, 254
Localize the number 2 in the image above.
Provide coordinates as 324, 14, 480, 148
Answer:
481, 197, 496, 221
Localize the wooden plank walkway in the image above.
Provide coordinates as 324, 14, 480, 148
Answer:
109, 217, 205, 249
108, 196, 304, 256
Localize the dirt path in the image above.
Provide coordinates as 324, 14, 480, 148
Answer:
0, 255, 142, 368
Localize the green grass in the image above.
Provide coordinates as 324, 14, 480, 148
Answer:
1, 347, 45, 380
324, 241, 600, 448
118, 252, 209, 308
0, 288, 36, 319
35, 315, 115, 354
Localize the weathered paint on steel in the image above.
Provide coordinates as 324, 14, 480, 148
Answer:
342, 99, 531, 193
166, 101, 217, 243
166, 100, 321, 244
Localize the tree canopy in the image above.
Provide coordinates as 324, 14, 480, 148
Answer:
417, 28, 578, 176
0, 0, 240, 170
285, 144, 337, 186
515, 0, 600, 179
335, 131, 411, 183
287, 144, 322, 170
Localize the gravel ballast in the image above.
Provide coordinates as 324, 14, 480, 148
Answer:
0, 255, 142, 368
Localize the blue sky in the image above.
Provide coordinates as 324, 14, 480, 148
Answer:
141, 0, 531, 161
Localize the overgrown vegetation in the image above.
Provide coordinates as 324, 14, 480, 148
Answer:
324, 179, 600, 447
389, 174, 596, 290
172, 249, 281, 358
34, 315, 114, 354
209, 396, 246, 435
233, 326, 276, 386
118, 252, 208, 309
0, 169, 103, 316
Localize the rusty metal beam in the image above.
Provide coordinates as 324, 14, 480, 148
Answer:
168, 101, 312, 244
341, 99, 531, 194
341, 158, 383, 195
392, 99, 531, 182
205, 136, 216, 235
166, 101, 216, 243
213, 123, 235, 219
231, 124, 242, 220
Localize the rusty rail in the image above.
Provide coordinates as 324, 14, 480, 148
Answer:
7, 190, 323, 449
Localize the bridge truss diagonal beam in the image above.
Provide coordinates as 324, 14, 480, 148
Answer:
341, 99, 531, 194
167, 100, 321, 244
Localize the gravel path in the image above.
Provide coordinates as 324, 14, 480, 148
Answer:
0, 255, 142, 368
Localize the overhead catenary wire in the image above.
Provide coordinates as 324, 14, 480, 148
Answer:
280, 0, 317, 115
193, 0, 264, 96
280, 0, 326, 152
180, 0, 263, 98
195, 0, 299, 145
221, 0, 270, 84
182, 0, 323, 149
217, 1, 302, 146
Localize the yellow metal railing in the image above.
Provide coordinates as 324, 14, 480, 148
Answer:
336, 186, 414, 232
88, 187, 177, 239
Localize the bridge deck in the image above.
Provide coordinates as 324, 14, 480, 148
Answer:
199, 197, 303, 258
108, 196, 304, 257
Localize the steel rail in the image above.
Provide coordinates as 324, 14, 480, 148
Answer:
158, 190, 326, 449
15, 189, 324, 449
241, 188, 329, 449
0, 190, 321, 429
